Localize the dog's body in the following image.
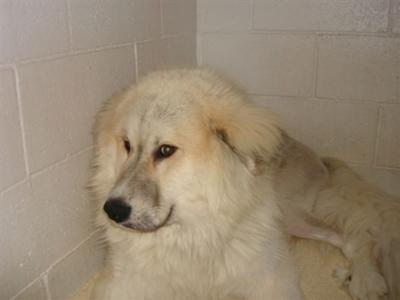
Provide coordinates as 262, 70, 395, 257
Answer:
88, 68, 399, 300
314, 158, 400, 300
269, 134, 397, 299
89, 69, 303, 300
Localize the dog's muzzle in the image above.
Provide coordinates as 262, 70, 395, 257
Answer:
103, 197, 174, 232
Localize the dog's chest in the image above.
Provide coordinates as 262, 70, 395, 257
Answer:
113, 247, 245, 300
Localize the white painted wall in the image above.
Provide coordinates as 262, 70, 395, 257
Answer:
197, 0, 400, 196
0, 1, 196, 299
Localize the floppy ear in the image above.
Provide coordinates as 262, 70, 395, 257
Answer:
207, 101, 283, 174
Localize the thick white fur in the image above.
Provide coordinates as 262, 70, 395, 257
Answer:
314, 158, 400, 300
266, 127, 400, 299
88, 68, 400, 300
88, 69, 303, 300
265, 127, 400, 299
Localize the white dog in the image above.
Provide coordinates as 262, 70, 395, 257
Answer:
88, 69, 305, 300
88, 68, 399, 300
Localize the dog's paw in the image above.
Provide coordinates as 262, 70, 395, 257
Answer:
347, 267, 387, 300
333, 268, 352, 286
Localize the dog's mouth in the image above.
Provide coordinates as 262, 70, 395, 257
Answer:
119, 205, 175, 233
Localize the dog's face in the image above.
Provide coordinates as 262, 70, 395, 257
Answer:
100, 98, 223, 233
89, 70, 282, 233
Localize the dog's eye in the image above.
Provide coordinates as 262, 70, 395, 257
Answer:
155, 144, 177, 160
123, 138, 131, 154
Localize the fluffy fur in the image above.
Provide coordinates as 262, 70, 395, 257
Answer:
268, 133, 400, 299
314, 158, 400, 300
88, 69, 303, 300
88, 68, 400, 300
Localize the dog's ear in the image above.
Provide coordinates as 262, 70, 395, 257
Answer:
207, 102, 282, 174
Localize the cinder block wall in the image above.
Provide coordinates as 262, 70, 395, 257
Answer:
0, 1, 196, 299
1, 0, 399, 299
198, 0, 400, 196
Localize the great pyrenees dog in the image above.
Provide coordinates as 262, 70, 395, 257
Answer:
88, 68, 399, 300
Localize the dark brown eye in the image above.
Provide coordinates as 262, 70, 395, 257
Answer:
155, 144, 177, 160
123, 138, 131, 154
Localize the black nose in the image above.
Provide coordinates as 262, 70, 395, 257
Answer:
103, 198, 131, 223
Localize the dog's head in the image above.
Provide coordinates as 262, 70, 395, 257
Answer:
88, 69, 282, 233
